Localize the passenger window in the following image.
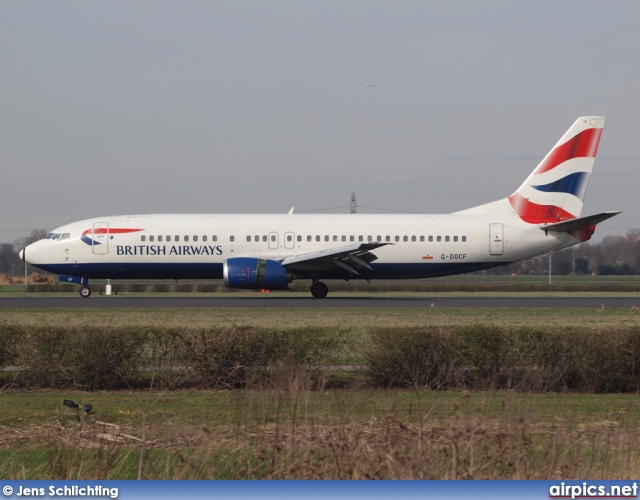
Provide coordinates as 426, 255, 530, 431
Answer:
230, 235, 235, 242
271, 235, 276, 242
367, 235, 373, 242
350, 235, 355, 242
150, 235, 154, 242
297, 235, 302, 242
255, 235, 260, 242
316, 235, 321, 242
141, 235, 146, 242
193, 235, 198, 242
445, 236, 450, 242
454, 236, 458, 242
167, 235, 172, 242
246, 236, 251, 242
158, 235, 163, 242
358, 236, 364, 242
462, 236, 467, 242
403, 236, 408, 242
324, 235, 329, 242
437, 236, 442, 242
175, 235, 180, 242
202, 235, 207, 242
376, 235, 381, 242
411, 236, 416, 242
287, 235, 293, 242
263, 235, 267, 242
212, 235, 217, 242
341, 235, 346, 242
333, 235, 338, 242
429, 236, 433, 242
420, 236, 425, 242
307, 235, 312, 242
395, 236, 400, 242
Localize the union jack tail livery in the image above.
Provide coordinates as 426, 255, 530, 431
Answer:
458, 116, 605, 224
509, 116, 604, 224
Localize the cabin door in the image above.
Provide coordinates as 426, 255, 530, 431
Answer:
489, 223, 503, 255
268, 232, 279, 250
284, 232, 295, 249
92, 222, 109, 255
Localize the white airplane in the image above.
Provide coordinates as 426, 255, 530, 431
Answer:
20, 116, 619, 298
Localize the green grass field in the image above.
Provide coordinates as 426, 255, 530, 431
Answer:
2, 303, 640, 329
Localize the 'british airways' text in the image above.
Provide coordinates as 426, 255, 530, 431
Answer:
116, 245, 223, 256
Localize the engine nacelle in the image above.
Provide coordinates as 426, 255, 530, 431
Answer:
223, 257, 291, 290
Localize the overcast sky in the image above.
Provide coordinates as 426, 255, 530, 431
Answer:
1, 1, 638, 244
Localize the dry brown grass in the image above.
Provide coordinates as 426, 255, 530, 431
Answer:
2, 389, 639, 479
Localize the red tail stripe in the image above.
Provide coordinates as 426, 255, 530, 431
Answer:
508, 192, 576, 224
533, 128, 602, 175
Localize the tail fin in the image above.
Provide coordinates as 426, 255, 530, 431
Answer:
458, 116, 605, 221
508, 116, 604, 223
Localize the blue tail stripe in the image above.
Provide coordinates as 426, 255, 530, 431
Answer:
532, 172, 589, 199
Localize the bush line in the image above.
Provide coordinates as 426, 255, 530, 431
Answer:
1, 325, 639, 392
366, 325, 640, 392
0, 326, 346, 390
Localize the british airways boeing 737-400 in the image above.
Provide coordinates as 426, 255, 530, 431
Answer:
20, 116, 619, 298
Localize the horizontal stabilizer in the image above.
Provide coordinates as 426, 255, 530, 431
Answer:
539, 211, 621, 233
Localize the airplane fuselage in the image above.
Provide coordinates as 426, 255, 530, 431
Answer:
23, 212, 573, 282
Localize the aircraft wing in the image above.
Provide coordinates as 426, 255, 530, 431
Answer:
280, 242, 391, 275
539, 211, 621, 232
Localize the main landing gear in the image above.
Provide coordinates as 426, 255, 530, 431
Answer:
310, 281, 328, 299
79, 286, 92, 298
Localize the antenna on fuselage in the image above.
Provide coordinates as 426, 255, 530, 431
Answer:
350, 193, 357, 214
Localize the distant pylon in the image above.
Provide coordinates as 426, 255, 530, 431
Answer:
350, 192, 357, 214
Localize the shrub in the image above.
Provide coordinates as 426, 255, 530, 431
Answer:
16, 326, 147, 389
175, 327, 345, 389
0, 324, 20, 369
366, 327, 462, 389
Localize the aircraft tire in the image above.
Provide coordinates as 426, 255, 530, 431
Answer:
79, 286, 92, 298
310, 281, 328, 299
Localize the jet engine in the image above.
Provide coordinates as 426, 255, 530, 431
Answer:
223, 257, 291, 290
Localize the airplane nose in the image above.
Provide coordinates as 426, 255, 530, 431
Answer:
19, 248, 24, 260
21, 244, 39, 264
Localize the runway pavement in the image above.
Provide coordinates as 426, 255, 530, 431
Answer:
1, 296, 639, 308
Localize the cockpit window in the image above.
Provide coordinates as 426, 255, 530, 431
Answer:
46, 232, 71, 241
